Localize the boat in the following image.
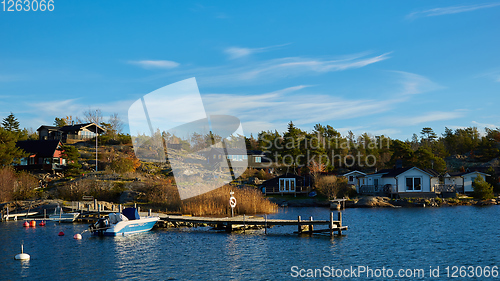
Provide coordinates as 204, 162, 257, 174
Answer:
89, 207, 159, 236
49, 205, 80, 222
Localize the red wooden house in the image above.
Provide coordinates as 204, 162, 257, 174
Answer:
15, 140, 66, 171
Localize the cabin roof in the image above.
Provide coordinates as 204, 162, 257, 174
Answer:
16, 140, 62, 157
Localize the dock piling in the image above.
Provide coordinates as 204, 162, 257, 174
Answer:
329, 212, 334, 236
264, 215, 267, 235
297, 216, 302, 234
338, 211, 342, 235
309, 216, 314, 235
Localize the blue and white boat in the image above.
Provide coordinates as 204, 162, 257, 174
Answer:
90, 208, 159, 236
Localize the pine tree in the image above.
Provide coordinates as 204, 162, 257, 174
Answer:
2, 113, 20, 132
61, 145, 82, 175
0, 127, 26, 166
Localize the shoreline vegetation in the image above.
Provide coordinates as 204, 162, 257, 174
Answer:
0, 113, 499, 217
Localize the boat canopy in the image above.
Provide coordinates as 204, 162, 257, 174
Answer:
122, 208, 140, 220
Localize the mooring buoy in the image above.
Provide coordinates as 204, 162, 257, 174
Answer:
14, 244, 30, 260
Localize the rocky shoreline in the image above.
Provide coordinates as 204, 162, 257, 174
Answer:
2, 195, 499, 217
268, 195, 500, 208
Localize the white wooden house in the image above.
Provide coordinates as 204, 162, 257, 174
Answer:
443, 171, 490, 193
342, 170, 367, 192
359, 167, 440, 196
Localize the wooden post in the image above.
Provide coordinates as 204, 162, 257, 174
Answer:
94, 199, 98, 211
98, 204, 101, 218
225, 223, 232, 232
309, 216, 314, 235
138, 207, 141, 214
297, 216, 302, 234
243, 214, 246, 233
264, 215, 267, 235
329, 212, 334, 237
112, 204, 115, 212
148, 209, 152, 216
119, 204, 122, 213
134, 203, 137, 209
338, 211, 342, 235
77, 202, 80, 210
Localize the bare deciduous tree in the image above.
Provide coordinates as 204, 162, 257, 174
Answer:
81, 108, 104, 125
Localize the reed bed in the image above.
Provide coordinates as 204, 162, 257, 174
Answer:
180, 185, 278, 216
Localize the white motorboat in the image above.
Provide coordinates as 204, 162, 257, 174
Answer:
48, 205, 80, 222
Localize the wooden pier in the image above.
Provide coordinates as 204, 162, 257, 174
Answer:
160, 211, 347, 236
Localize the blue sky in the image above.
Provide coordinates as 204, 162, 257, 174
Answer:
1, 1, 499, 140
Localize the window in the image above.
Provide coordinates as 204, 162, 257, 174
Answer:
406, 177, 422, 191
349, 176, 354, 182
243, 155, 248, 160
279, 178, 296, 193
254, 156, 261, 163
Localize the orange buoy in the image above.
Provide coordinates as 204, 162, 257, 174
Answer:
73, 234, 82, 240
30, 220, 36, 227
39, 221, 46, 226
58, 231, 64, 236
23, 221, 29, 227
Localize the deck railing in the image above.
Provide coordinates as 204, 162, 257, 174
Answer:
359, 185, 392, 194
433, 184, 464, 193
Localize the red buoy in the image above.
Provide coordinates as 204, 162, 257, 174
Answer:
39, 221, 46, 226
30, 220, 36, 227
58, 231, 65, 236
23, 221, 29, 227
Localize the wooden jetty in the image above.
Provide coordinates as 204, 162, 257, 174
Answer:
161, 211, 347, 236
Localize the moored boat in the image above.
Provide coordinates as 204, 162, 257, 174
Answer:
89, 207, 159, 236
49, 205, 80, 222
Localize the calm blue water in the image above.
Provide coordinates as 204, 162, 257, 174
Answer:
1, 206, 500, 280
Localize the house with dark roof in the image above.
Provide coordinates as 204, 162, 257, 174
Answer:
342, 170, 367, 192
201, 148, 271, 170
442, 171, 490, 193
15, 140, 65, 171
37, 122, 105, 143
359, 167, 440, 197
261, 173, 312, 195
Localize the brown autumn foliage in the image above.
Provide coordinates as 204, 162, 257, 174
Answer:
180, 185, 278, 216
135, 178, 277, 216
0, 167, 38, 202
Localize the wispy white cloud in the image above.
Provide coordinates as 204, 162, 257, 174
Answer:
387, 111, 464, 126
407, 3, 500, 19
200, 52, 391, 86
392, 71, 445, 95
203, 84, 401, 134
224, 43, 291, 59
0, 74, 22, 82
128, 60, 180, 69
471, 120, 500, 128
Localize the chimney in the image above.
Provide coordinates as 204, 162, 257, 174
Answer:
395, 159, 403, 169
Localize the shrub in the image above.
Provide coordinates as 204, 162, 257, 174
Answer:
316, 175, 352, 199
0, 167, 16, 202
472, 175, 495, 200
12, 171, 38, 200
